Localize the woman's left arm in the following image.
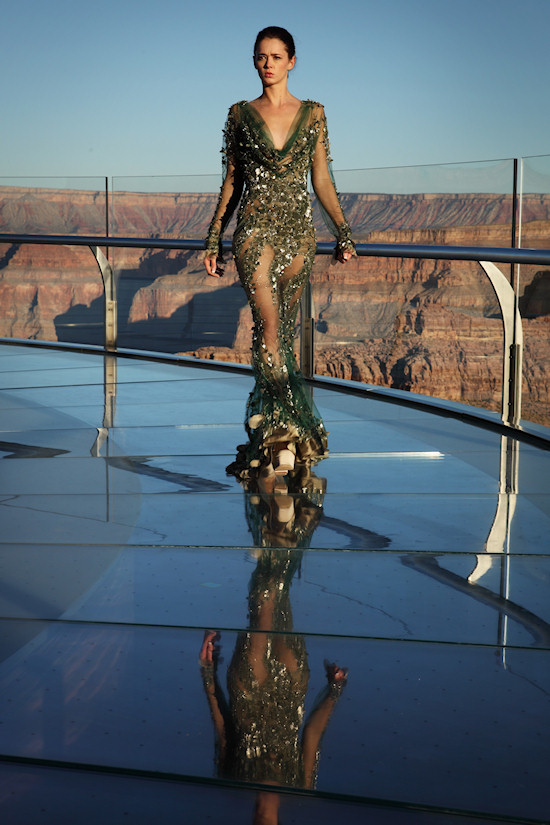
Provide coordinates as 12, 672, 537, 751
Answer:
199, 630, 228, 754
310, 105, 355, 263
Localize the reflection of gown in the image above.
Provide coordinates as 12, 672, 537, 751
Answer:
202, 470, 332, 788
206, 100, 355, 479
226, 549, 309, 787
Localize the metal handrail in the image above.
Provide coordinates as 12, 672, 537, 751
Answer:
2, 232, 549, 430
1, 233, 549, 265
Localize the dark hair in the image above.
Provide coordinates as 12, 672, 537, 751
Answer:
254, 26, 295, 59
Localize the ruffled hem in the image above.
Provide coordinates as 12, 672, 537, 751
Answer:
226, 428, 328, 482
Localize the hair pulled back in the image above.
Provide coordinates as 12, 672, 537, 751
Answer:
254, 26, 295, 59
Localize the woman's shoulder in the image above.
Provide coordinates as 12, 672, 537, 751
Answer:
224, 101, 249, 124
302, 99, 324, 110
302, 100, 326, 120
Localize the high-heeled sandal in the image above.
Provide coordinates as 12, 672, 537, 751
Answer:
274, 444, 296, 475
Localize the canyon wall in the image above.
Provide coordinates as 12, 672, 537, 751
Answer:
1, 186, 549, 424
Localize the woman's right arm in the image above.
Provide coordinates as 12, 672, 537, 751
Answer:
205, 106, 243, 277
204, 157, 243, 276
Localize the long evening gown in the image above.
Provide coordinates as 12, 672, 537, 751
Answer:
205, 100, 354, 479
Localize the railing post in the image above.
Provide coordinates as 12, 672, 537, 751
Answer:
479, 261, 523, 427
90, 245, 117, 351
105, 176, 110, 241
300, 280, 315, 379
508, 342, 523, 427
509, 159, 523, 428
510, 159, 518, 289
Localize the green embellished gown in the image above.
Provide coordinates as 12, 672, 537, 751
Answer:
199, 471, 347, 789
205, 100, 354, 479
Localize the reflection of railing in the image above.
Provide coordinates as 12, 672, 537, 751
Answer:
1, 232, 549, 434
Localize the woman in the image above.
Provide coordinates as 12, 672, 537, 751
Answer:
204, 26, 354, 482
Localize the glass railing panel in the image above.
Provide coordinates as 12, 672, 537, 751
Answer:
328, 158, 515, 247
112, 244, 252, 359
312, 160, 515, 415
517, 155, 550, 428
310, 253, 504, 414
0, 242, 105, 345
0, 177, 108, 235
110, 174, 223, 237
110, 175, 249, 357
0, 177, 108, 347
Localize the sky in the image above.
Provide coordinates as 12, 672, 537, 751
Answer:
1, 0, 549, 182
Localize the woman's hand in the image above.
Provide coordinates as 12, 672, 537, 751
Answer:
204, 255, 224, 278
334, 240, 355, 264
200, 630, 221, 664
337, 249, 353, 264
325, 661, 348, 684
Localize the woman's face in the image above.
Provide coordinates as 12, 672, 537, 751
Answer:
254, 38, 295, 86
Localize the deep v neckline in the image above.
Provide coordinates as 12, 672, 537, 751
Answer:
245, 101, 306, 154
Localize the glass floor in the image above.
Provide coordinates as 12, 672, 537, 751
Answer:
1, 341, 549, 824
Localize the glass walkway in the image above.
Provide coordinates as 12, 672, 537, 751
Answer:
1, 341, 549, 824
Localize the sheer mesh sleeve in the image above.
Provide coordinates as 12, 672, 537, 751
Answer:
205, 105, 244, 260
310, 105, 355, 256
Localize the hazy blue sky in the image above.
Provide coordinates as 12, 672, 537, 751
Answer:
1, 0, 549, 180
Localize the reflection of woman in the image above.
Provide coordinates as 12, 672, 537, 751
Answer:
204, 26, 355, 481
199, 469, 347, 824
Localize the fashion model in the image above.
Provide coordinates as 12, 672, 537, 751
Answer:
205, 26, 354, 483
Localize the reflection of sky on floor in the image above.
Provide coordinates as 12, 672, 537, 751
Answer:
1, 342, 549, 824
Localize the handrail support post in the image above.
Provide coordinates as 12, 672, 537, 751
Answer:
300, 281, 315, 379
90, 245, 117, 351
508, 342, 523, 427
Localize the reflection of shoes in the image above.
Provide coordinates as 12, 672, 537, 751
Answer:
257, 463, 276, 494
273, 475, 289, 495
257, 468, 294, 525
274, 494, 294, 524
272, 475, 294, 523
274, 445, 296, 475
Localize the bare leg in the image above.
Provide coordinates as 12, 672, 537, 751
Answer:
246, 585, 277, 685
278, 253, 308, 330
253, 790, 281, 825
238, 241, 281, 369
